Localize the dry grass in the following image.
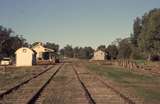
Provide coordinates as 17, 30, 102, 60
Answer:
0, 66, 45, 92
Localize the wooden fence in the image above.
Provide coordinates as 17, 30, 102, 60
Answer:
114, 59, 139, 70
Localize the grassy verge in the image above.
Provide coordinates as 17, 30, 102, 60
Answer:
86, 63, 160, 103
0, 66, 42, 90
135, 59, 160, 66
135, 60, 146, 65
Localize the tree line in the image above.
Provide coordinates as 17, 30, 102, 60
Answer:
60, 8, 160, 61
116, 8, 160, 61
0, 25, 28, 59
60, 45, 94, 59
131, 8, 160, 60
1, 8, 160, 61
95, 8, 160, 61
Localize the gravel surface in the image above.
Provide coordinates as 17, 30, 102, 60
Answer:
39, 63, 89, 104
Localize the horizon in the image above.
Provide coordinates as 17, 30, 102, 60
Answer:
0, 0, 160, 48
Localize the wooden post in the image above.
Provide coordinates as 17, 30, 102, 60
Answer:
3, 65, 6, 74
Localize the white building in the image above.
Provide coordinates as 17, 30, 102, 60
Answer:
92, 50, 106, 61
15, 47, 36, 66
32, 42, 55, 61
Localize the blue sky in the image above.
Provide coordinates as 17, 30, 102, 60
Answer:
0, 0, 160, 48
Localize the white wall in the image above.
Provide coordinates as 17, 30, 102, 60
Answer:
32, 45, 45, 59
16, 48, 34, 66
93, 50, 105, 60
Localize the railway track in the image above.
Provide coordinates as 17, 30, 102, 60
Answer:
72, 65, 96, 104
95, 75, 136, 104
34, 63, 92, 104
0, 64, 63, 104
0, 65, 51, 96
72, 64, 136, 104
0, 66, 53, 100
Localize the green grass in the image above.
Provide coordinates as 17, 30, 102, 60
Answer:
86, 63, 160, 103
135, 60, 146, 65
135, 59, 160, 66
135, 87, 160, 102
87, 64, 154, 83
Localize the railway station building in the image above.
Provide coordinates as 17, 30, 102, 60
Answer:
32, 42, 55, 61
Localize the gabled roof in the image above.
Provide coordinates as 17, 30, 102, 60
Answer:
15, 47, 35, 54
94, 49, 108, 55
32, 42, 54, 52
44, 48, 54, 52
31, 42, 44, 49
94, 49, 105, 52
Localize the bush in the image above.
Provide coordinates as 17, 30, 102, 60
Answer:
131, 47, 145, 60
150, 55, 160, 61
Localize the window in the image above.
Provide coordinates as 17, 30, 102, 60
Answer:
23, 49, 27, 53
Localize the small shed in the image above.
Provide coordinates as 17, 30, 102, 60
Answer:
15, 47, 36, 66
92, 50, 106, 61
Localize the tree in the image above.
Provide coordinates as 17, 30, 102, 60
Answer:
63, 45, 74, 58
97, 45, 106, 51
1, 36, 25, 56
130, 46, 144, 59
19, 35, 29, 47
138, 8, 160, 60
107, 45, 118, 59
84, 47, 94, 59
78, 47, 94, 59
0, 26, 12, 42
0, 26, 28, 57
117, 38, 132, 59
73, 47, 80, 58
0, 26, 13, 51
78, 47, 86, 59
60, 49, 64, 56
44, 42, 59, 52
131, 17, 142, 47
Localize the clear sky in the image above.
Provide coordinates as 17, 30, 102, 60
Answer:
0, 0, 160, 48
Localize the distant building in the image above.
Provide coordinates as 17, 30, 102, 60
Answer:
15, 47, 36, 66
92, 50, 106, 61
32, 42, 55, 61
